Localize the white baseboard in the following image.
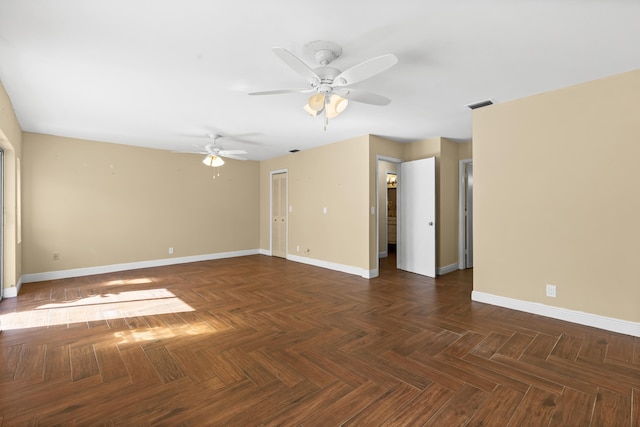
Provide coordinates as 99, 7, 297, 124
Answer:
437, 263, 459, 276
287, 254, 373, 279
3, 286, 20, 298
472, 291, 640, 338
259, 249, 271, 256
2, 276, 23, 297
20, 249, 261, 286
379, 250, 388, 258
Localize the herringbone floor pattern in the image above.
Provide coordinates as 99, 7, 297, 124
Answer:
0, 255, 638, 425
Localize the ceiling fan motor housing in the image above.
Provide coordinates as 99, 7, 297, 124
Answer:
305, 40, 343, 66
314, 66, 341, 82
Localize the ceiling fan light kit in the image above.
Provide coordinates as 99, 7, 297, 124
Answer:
202, 153, 225, 179
202, 154, 224, 167
249, 40, 397, 130
307, 93, 326, 112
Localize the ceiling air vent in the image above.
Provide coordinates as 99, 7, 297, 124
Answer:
466, 99, 494, 110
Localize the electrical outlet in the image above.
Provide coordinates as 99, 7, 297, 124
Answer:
296, 245, 300, 252
52, 252, 60, 260
168, 247, 174, 255
546, 284, 557, 298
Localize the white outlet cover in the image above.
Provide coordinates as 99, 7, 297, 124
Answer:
546, 284, 556, 297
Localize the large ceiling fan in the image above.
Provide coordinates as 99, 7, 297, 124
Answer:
249, 41, 398, 129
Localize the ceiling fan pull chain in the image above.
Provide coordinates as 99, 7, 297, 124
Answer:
324, 103, 329, 131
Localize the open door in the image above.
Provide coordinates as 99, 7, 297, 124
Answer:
397, 157, 436, 277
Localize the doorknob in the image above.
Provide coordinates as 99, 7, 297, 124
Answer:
428, 222, 434, 226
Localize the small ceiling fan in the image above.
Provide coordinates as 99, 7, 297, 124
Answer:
249, 40, 398, 129
177, 133, 248, 167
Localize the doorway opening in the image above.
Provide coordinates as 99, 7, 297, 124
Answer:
377, 157, 401, 273
376, 156, 437, 278
458, 159, 473, 269
386, 172, 397, 256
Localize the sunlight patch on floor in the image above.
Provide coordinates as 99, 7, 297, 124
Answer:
0, 289, 194, 331
114, 321, 217, 344
104, 278, 154, 286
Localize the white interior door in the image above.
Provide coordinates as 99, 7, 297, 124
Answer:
397, 157, 436, 277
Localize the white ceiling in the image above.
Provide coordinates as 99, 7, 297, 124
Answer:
1, 0, 639, 161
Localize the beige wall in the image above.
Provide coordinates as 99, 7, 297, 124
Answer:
0, 82, 23, 294
458, 140, 472, 160
4, 76, 468, 286
439, 138, 461, 268
473, 69, 640, 322
260, 135, 370, 270
22, 133, 260, 274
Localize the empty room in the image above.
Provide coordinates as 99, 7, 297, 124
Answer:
0, 1, 639, 425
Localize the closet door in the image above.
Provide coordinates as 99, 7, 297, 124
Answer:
271, 172, 287, 258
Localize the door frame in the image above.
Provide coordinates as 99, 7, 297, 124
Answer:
458, 159, 472, 269
269, 169, 288, 257
375, 155, 403, 275
382, 171, 397, 258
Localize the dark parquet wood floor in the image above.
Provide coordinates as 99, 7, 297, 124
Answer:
0, 254, 638, 426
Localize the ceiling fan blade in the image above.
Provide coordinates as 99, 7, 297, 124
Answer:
220, 153, 247, 161
333, 54, 398, 87
249, 88, 314, 96
334, 88, 392, 106
172, 144, 209, 154
219, 149, 247, 155
215, 132, 261, 143
171, 150, 206, 154
272, 47, 320, 81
